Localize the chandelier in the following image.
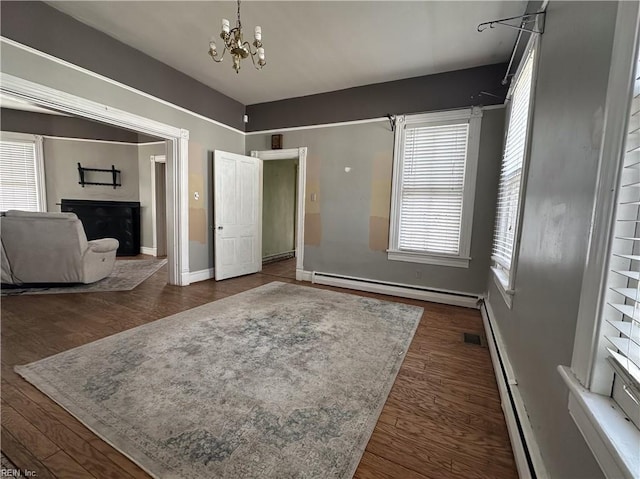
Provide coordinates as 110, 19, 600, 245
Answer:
208, 0, 265, 73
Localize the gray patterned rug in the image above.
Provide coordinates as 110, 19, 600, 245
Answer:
1, 258, 167, 295
16, 282, 423, 478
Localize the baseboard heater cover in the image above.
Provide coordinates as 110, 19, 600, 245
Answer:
309, 271, 481, 309
480, 299, 546, 479
262, 251, 295, 265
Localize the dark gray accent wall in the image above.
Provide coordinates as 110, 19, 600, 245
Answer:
245, 63, 508, 131
1, 108, 160, 143
0, 1, 245, 131
486, 1, 617, 477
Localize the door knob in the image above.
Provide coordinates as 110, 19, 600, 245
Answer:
217, 226, 223, 230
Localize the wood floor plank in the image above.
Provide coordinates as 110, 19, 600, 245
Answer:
0, 401, 60, 460
1, 427, 57, 479
365, 424, 456, 478
1, 257, 516, 478
354, 451, 432, 479
2, 383, 137, 479
41, 451, 96, 479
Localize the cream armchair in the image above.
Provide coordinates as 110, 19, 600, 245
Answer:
1, 210, 119, 285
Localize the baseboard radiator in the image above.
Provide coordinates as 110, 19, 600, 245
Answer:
309, 271, 481, 309
480, 299, 547, 479
262, 251, 295, 265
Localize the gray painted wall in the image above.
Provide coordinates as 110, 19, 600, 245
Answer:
0, 108, 162, 143
42, 137, 139, 210
247, 107, 504, 294
246, 63, 509, 131
138, 143, 167, 249
486, 2, 617, 478
0, 1, 245, 131
262, 159, 297, 258
1, 36, 245, 273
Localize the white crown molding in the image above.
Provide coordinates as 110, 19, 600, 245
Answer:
245, 117, 388, 136
0, 36, 245, 136
2, 37, 507, 139
39, 135, 162, 146
246, 104, 505, 136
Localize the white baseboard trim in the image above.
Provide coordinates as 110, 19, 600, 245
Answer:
481, 298, 549, 479
296, 269, 313, 282
296, 270, 480, 308
263, 250, 295, 264
189, 267, 214, 283
140, 246, 157, 256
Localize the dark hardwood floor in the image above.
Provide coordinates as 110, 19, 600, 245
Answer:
1, 257, 517, 478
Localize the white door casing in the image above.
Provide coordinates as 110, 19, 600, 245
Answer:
214, 150, 262, 280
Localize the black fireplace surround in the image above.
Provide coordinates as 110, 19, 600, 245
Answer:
61, 199, 141, 256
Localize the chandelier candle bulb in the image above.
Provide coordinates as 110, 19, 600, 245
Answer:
208, 0, 265, 72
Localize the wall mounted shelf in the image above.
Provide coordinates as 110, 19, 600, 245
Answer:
77, 162, 121, 189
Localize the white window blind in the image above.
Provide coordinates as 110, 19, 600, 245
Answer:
603, 49, 640, 428
0, 137, 42, 212
398, 122, 470, 255
492, 48, 535, 275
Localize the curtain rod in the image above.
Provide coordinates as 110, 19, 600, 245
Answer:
478, 11, 546, 86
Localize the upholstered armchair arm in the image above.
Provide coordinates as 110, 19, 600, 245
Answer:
87, 238, 119, 253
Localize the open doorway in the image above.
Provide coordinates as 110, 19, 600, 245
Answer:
251, 148, 307, 281
149, 154, 167, 258
1, 73, 190, 285
262, 157, 297, 266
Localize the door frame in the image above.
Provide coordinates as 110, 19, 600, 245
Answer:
251, 147, 307, 280
0, 72, 190, 286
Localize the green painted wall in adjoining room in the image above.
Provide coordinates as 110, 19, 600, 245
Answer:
262, 159, 297, 259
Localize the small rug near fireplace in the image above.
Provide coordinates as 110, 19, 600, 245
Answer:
1, 258, 167, 296
16, 282, 423, 478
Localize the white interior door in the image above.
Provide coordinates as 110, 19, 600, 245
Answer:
214, 150, 262, 280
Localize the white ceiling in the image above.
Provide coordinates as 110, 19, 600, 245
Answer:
47, 1, 526, 105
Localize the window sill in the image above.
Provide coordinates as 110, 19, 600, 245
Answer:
387, 250, 470, 268
491, 266, 514, 309
558, 366, 640, 479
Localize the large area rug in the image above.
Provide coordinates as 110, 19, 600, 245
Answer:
1, 258, 167, 295
16, 281, 423, 478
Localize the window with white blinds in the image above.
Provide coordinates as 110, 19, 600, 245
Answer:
0, 134, 45, 212
603, 49, 640, 429
491, 47, 536, 295
389, 109, 481, 268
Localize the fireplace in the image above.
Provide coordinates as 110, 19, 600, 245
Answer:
61, 199, 141, 256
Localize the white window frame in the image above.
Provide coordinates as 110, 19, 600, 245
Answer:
387, 107, 482, 268
0, 131, 46, 212
491, 37, 539, 309
560, 3, 640, 478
